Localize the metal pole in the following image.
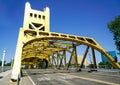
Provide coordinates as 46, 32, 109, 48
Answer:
11, 57, 14, 68
1, 48, 6, 72
85, 58, 87, 68
91, 48, 97, 68
80, 46, 89, 68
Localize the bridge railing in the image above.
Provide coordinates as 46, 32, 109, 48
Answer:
0, 66, 12, 73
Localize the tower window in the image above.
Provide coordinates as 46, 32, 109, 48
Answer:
39, 15, 41, 18
34, 14, 37, 18
43, 16, 45, 19
30, 13, 33, 17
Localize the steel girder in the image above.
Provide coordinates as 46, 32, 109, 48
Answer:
22, 30, 120, 69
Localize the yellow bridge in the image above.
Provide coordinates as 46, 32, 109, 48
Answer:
11, 2, 120, 81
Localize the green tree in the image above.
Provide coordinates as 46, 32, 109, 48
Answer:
98, 62, 106, 65
5, 62, 11, 66
0, 61, 6, 66
108, 16, 120, 53
98, 62, 113, 69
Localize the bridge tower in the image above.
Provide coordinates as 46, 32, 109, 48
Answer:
23, 2, 50, 32
11, 2, 50, 81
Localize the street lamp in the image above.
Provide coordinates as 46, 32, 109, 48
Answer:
1, 48, 6, 72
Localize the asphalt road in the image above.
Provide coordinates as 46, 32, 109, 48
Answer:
21, 69, 120, 85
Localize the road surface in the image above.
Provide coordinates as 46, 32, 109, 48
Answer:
20, 69, 120, 85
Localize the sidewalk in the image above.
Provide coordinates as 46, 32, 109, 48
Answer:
0, 70, 34, 85
0, 70, 12, 85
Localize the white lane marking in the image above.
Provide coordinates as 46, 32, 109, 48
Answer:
37, 74, 51, 81
27, 75, 36, 85
59, 75, 74, 79
37, 74, 74, 82
24, 71, 36, 85
37, 77, 51, 81
59, 73, 119, 85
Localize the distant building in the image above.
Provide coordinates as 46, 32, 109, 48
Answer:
71, 56, 90, 66
101, 51, 117, 63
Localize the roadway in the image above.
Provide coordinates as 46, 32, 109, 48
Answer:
20, 69, 120, 85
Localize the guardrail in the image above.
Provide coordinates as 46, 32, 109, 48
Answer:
0, 66, 12, 73
67, 67, 120, 73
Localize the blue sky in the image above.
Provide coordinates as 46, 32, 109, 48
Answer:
0, 0, 120, 63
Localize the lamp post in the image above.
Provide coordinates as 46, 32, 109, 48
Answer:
1, 48, 6, 72
11, 57, 14, 68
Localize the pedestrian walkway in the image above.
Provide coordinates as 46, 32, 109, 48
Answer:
0, 70, 12, 85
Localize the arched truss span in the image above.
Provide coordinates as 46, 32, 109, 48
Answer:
22, 31, 120, 69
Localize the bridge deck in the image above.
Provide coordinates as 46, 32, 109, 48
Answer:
20, 69, 120, 85
0, 69, 120, 85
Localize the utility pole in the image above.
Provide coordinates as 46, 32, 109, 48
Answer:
1, 48, 6, 72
